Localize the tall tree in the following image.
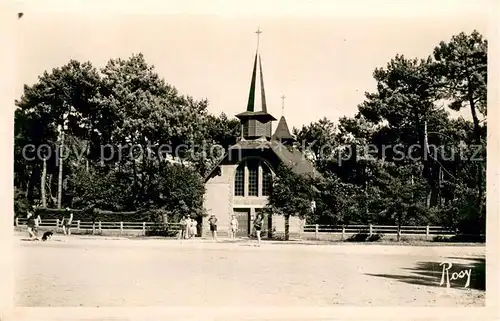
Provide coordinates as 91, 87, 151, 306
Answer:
15, 60, 102, 203
265, 165, 316, 240
433, 30, 487, 233
293, 117, 337, 170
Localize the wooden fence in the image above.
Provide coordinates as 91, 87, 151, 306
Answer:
303, 224, 456, 240
15, 218, 457, 240
15, 218, 181, 236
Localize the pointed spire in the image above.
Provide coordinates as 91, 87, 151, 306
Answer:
236, 28, 276, 140
258, 55, 267, 112
245, 28, 268, 113
272, 116, 295, 142
246, 54, 258, 112
272, 95, 295, 143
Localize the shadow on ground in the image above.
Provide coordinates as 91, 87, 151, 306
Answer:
366, 256, 485, 291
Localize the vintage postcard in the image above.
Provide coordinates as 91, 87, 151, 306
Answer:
2, 0, 499, 320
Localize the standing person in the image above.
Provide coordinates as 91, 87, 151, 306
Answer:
253, 213, 264, 246
190, 218, 198, 238
179, 216, 187, 239
26, 210, 38, 240
208, 215, 218, 241
62, 208, 73, 235
184, 215, 191, 239
230, 215, 239, 240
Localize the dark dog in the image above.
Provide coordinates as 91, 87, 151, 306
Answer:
41, 231, 53, 241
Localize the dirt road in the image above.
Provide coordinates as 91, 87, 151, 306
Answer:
14, 234, 485, 307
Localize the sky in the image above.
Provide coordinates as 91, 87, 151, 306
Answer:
10, 0, 491, 131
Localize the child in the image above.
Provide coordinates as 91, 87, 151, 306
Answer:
253, 213, 263, 246
26, 211, 38, 240
230, 215, 239, 239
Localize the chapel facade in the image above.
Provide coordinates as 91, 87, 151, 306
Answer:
202, 35, 319, 238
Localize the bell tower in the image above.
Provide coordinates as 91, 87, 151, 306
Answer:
235, 28, 276, 140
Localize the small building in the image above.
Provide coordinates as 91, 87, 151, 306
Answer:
202, 41, 320, 238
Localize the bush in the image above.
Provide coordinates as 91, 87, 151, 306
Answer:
433, 234, 485, 243
450, 234, 485, 243
347, 232, 370, 242
14, 189, 31, 219
432, 235, 450, 242
367, 233, 384, 242
145, 224, 179, 237
348, 232, 384, 242
271, 232, 286, 241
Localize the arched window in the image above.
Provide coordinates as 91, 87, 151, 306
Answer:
262, 164, 272, 196
234, 163, 245, 196
247, 159, 259, 196
234, 158, 273, 197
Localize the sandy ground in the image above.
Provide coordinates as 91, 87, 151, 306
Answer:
14, 233, 485, 307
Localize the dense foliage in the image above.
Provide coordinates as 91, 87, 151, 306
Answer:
14, 54, 234, 221
15, 31, 486, 239
279, 30, 486, 236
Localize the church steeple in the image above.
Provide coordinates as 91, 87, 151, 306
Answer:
272, 95, 296, 144
236, 28, 276, 140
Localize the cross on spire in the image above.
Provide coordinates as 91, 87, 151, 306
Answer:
255, 27, 262, 51
281, 95, 286, 115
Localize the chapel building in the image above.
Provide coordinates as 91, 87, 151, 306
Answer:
202, 34, 319, 238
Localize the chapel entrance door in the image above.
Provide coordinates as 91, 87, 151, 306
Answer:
233, 208, 250, 237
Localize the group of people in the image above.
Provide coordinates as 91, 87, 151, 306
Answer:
179, 214, 221, 241
179, 215, 198, 239
25, 207, 265, 244
25, 207, 73, 240
179, 212, 264, 245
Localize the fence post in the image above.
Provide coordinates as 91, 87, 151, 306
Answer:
142, 222, 146, 236
426, 225, 430, 241
15, 217, 18, 227
369, 224, 373, 236
77, 220, 81, 233
341, 225, 345, 240
120, 221, 123, 236
99, 221, 102, 234
315, 224, 319, 240
92, 222, 95, 235
56, 218, 59, 229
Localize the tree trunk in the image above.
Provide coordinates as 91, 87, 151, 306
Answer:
57, 130, 64, 209
422, 120, 434, 208
467, 75, 485, 234
25, 166, 32, 198
132, 158, 138, 206
284, 214, 290, 241
41, 158, 47, 207
27, 163, 41, 201
396, 224, 401, 242
438, 167, 444, 207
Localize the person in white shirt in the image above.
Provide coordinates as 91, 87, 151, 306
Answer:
61, 209, 73, 235
190, 218, 198, 238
